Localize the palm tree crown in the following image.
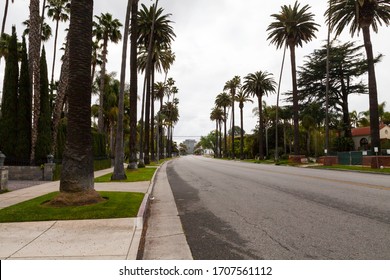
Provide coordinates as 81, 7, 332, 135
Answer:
267, 1, 319, 49
326, 0, 390, 36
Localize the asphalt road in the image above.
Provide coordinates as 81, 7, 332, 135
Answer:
167, 156, 390, 260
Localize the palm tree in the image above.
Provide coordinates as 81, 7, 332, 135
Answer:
235, 89, 253, 159
267, 1, 319, 155
215, 92, 231, 157
46, 0, 70, 98
54, 0, 102, 206
93, 13, 122, 133
29, 0, 42, 164
137, 2, 175, 164
326, 0, 390, 153
210, 107, 224, 158
50, 39, 68, 155
224, 76, 241, 158
243, 71, 276, 159
112, 0, 133, 180
155, 81, 166, 159
128, 0, 139, 170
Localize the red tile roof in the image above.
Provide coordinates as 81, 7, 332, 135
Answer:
352, 124, 386, 137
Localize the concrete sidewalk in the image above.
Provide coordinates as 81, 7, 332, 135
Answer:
142, 163, 193, 260
0, 163, 193, 260
0, 168, 149, 260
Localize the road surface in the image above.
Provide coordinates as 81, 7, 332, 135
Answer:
167, 156, 390, 259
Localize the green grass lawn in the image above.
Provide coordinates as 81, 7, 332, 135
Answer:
311, 164, 390, 174
0, 191, 144, 223
94, 167, 157, 183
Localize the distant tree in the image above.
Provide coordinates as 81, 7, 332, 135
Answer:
215, 92, 231, 157
0, 26, 18, 158
35, 46, 52, 164
224, 76, 241, 158
15, 36, 32, 161
243, 71, 276, 159
93, 13, 122, 133
235, 89, 253, 159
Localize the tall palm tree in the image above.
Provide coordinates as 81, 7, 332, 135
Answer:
267, 1, 319, 155
29, 0, 42, 164
112, 0, 134, 180
224, 76, 241, 158
215, 92, 231, 157
54, 0, 102, 206
137, 2, 175, 164
326, 0, 390, 153
243, 71, 276, 159
210, 107, 224, 158
128, 0, 139, 170
93, 13, 122, 133
236, 89, 253, 159
154, 81, 166, 159
46, 0, 70, 98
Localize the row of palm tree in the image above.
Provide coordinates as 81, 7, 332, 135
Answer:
212, 71, 277, 160
209, 0, 389, 159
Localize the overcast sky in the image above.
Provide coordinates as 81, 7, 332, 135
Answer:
1, 0, 389, 143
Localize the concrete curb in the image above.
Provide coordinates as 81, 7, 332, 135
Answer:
128, 162, 166, 259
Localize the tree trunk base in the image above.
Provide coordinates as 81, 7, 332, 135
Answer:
46, 189, 105, 207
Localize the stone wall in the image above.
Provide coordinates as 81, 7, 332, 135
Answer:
8, 166, 44, 180
362, 156, 390, 168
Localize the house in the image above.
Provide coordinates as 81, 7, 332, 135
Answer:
351, 124, 390, 150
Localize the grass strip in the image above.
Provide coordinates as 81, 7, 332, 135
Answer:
310, 164, 390, 174
95, 167, 157, 183
0, 191, 144, 223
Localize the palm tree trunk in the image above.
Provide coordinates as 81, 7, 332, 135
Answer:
98, 40, 108, 133
223, 106, 227, 157
29, 0, 41, 164
113, 0, 132, 179
128, 0, 138, 169
1, 0, 10, 37
240, 104, 244, 159
57, 0, 102, 205
51, 41, 69, 155
231, 90, 235, 158
50, 19, 60, 98
144, 71, 151, 164
159, 97, 164, 159
289, 44, 300, 155
258, 95, 264, 159
150, 68, 156, 162
219, 120, 222, 158
362, 26, 380, 153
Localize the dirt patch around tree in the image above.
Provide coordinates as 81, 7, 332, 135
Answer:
44, 189, 106, 207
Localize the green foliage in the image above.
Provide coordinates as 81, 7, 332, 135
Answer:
15, 36, 31, 160
35, 47, 52, 164
92, 130, 107, 158
0, 27, 19, 158
0, 191, 144, 223
333, 136, 354, 152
